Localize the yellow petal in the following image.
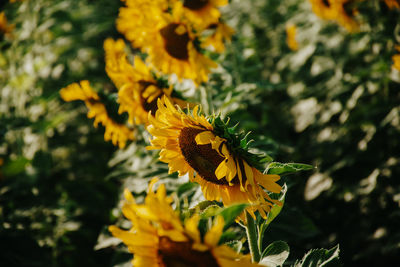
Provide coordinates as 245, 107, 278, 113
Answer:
215, 160, 228, 179
195, 131, 215, 145
124, 188, 136, 204
204, 216, 224, 247
243, 161, 255, 188
184, 214, 201, 243
226, 157, 237, 181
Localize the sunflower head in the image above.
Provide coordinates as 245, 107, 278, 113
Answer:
147, 96, 282, 219
309, 0, 360, 32
0, 12, 14, 36
180, 0, 228, 30
309, 0, 336, 20
60, 81, 134, 148
201, 21, 234, 52
109, 179, 261, 267
104, 38, 188, 125
332, 0, 360, 32
117, 0, 218, 84
385, 0, 400, 9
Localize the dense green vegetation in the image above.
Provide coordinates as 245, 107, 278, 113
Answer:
1, 0, 399, 266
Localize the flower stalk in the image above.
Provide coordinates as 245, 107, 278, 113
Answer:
245, 211, 261, 262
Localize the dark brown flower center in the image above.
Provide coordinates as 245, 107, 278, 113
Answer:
207, 23, 218, 30
178, 127, 241, 185
160, 23, 190, 60
342, 1, 354, 16
183, 0, 209, 10
138, 81, 164, 115
158, 236, 219, 267
322, 0, 330, 7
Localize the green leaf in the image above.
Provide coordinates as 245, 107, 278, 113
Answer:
260, 241, 290, 267
265, 184, 287, 226
219, 203, 248, 229
200, 204, 222, 218
259, 153, 274, 163
292, 245, 340, 267
2, 157, 30, 177
227, 122, 240, 134
219, 231, 241, 247
266, 162, 314, 175
184, 201, 219, 219
199, 203, 248, 229
258, 184, 287, 252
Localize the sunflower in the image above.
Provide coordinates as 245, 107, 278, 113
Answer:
109, 178, 260, 267
309, 0, 359, 32
309, 0, 336, 20
0, 12, 14, 36
331, 0, 360, 33
384, 0, 400, 9
177, 0, 228, 30
104, 38, 187, 125
117, 1, 217, 84
285, 23, 299, 51
116, 0, 168, 49
146, 96, 282, 219
393, 46, 400, 71
60, 80, 134, 148
201, 22, 234, 53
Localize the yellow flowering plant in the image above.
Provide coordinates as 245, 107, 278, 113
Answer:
60, 80, 135, 148
56, 0, 339, 265
116, 0, 233, 84
2, 0, 399, 265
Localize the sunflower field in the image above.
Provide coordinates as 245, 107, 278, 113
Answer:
1, 0, 400, 266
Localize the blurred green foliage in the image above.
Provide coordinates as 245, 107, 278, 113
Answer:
1, 0, 399, 266
216, 0, 400, 265
0, 0, 122, 266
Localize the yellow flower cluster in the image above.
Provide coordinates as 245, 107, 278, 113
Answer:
109, 179, 261, 267
57, 1, 290, 263
309, 0, 360, 32
60, 81, 134, 148
116, 0, 233, 83
61, 0, 234, 147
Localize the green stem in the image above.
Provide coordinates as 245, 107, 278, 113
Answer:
245, 212, 261, 262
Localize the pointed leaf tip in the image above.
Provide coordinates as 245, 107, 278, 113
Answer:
267, 162, 314, 175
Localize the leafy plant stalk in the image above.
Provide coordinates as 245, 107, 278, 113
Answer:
245, 211, 261, 262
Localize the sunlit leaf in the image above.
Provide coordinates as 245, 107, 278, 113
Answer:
2, 157, 29, 177
292, 245, 340, 267
266, 162, 314, 175
260, 241, 290, 267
